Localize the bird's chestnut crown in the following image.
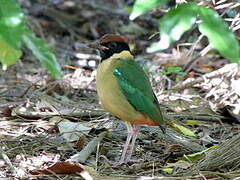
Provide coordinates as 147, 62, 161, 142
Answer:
99, 34, 130, 61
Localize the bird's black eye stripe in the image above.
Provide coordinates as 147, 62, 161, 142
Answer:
100, 42, 130, 61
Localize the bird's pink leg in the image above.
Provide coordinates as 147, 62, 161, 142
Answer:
101, 127, 133, 167
125, 125, 140, 162
116, 124, 133, 165
109, 123, 141, 167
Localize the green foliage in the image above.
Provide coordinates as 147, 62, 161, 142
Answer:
0, 0, 62, 78
22, 32, 62, 79
130, 1, 240, 63
0, 0, 25, 49
170, 122, 196, 137
160, 167, 173, 174
147, 3, 198, 52
160, 66, 186, 76
0, 38, 22, 69
0, 0, 25, 68
198, 7, 240, 62
130, 0, 169, 20
181, 145, 218, 161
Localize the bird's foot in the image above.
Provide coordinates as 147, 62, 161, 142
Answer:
112, 157, 143, 167
124, 157, 143, 163
99, 155, 123, 167
100, 155, 143, 167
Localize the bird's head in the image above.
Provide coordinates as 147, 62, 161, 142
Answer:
98, 34, 131, 61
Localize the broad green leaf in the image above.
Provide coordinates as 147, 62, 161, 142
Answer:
198, 7, 240, 62
170, 122, 196, 137
166, 160, 192, 170
130, 0, 169, 20
0, 38, 22, 68
0, 0, 26, 68
186, 120, 201, 126
160, 168, 173, 174
166, 66, 182, 74
22, 32, 62, 79
147, 3, 198, 52
0, 0, 26, 49
0, 0, 62, 78
160, 66, 187, 76
182, 145, 218, 161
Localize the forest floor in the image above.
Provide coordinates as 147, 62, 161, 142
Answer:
1, 0, 240, 179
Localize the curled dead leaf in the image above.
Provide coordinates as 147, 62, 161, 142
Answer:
29, 161, 83, 175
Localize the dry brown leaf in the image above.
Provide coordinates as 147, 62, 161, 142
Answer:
29, 161, 83, 175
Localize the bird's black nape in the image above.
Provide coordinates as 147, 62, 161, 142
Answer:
99, 41, 130, 61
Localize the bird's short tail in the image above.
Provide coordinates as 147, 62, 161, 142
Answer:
159, 125, 166, 134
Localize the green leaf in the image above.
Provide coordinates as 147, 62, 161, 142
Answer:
160, 168, 173, 174
0, 0, 62, 78
0, 0, 26, 67
198, 7, 240, 62
166, 160, 192, 170
166, 66, 182, 74
186, 120, 201, 126
0, 38, 22, 69
182, 145, 218, 161
0, 0, 26, 49
130, 0, 169, 20
22, 32, 62, 79
170, 122, 196, 137
147, 3, 198, 52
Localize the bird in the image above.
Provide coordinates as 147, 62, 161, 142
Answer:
95, 34, 164, 166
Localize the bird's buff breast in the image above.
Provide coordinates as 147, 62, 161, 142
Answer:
96, 58, 158, 126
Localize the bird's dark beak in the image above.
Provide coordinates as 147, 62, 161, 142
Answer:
88, 41, 109, 51
88, 40, 100, 50
99, 45, 109, 50
87, 40, 109, 62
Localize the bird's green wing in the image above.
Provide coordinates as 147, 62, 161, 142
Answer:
113, 59, 164, 125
